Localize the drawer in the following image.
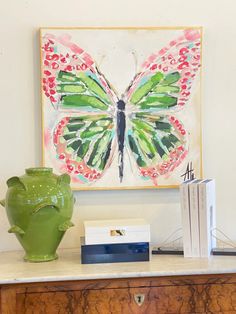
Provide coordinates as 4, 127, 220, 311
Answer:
16, 285, 200, 314
2, 275, 236, 314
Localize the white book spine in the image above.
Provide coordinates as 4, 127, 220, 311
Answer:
199, 179, 216, 257
189, 180, 202, 257
210, 181, 216, 249
180, 182, 192, 257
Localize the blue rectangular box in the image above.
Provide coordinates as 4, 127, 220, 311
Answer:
81, 240, 149, 264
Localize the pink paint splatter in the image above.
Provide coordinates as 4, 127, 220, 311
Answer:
44, 129, 51, 146
127, 28, 201, 109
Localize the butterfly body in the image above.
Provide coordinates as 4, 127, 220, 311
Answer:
116, 99, 126, 182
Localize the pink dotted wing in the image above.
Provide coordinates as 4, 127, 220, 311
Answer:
125, 29, 201, 108
125, 29, 201, 185
41, 33, 118, 184
41, 33, 118, 109
50, 115, 117, 184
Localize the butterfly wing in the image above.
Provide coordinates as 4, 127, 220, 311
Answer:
127, 112, 187, 185
125, 29, 201, 184
52, 114, 116, 183
42, 33, 118, 109
125, 29, 201, 109
41, 33, 118, 183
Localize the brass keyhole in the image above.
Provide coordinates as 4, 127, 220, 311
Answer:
134, 294, 145, 306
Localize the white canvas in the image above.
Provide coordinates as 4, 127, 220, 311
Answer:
40, 27, 202, 190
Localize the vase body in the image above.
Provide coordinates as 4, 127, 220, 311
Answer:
2, 168, 74, 262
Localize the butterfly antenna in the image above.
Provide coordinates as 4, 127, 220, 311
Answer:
122, 51, 138, 102
97, 54, 106, 68
95, 62, 119, 102
131, 51, 138, 75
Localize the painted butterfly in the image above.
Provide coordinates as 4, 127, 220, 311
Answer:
41, 28, 201, 189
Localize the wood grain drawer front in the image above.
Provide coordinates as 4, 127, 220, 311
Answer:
204, 283, 236, 313
16, 285, 198, 314
3, 276, 236, 314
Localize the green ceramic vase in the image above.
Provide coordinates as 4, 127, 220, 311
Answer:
0, 167, 74, 262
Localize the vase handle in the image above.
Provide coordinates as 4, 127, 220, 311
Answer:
58, 220, 74, 231
8, 225, 25, 235
0, 199, 5, 207
7, 177, 26, 190
32, 203, 60, 215
57, 174, 71, 185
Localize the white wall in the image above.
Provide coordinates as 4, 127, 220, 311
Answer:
0, 0, 236, 251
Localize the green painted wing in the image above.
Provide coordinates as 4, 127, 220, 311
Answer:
56, 70, 112, 111
130, 72, 181, 110
127, 112, 185, 168
127, 71, 185, 176
57, 114, 115, 173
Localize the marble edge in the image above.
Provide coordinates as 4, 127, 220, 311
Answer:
1, 268, 236, 285
1, 249, 236, 285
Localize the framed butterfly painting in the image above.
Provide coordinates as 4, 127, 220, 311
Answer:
40, 27, 202, 190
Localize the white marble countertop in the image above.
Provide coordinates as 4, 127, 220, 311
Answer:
1, 248, 236, 285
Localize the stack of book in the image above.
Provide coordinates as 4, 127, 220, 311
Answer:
180, 179, 216, 258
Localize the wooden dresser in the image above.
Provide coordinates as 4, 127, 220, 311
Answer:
1, 249, 236, 313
